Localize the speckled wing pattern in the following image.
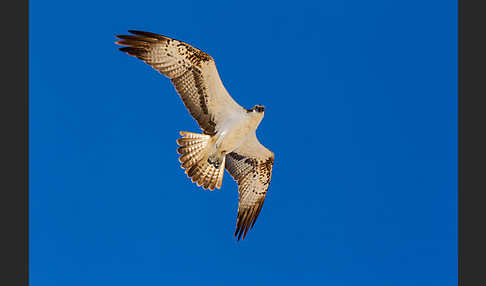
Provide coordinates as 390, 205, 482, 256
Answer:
225, 133, 275, 240
115, 30, 244, 135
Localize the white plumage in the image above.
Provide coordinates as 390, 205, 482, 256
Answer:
116, 30, 274, 240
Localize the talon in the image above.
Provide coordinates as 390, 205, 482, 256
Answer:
207, 157, 221, 168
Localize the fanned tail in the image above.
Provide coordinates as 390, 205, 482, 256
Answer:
176, 131, 225, 190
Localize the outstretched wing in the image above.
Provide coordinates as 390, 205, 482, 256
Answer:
225, 133, 274, 240
115, 30, 245, 135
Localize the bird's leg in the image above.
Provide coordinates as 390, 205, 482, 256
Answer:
207, 155, 223, 168
207, 133, 225, 168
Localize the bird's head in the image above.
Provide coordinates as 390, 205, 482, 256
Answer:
247, 104, 265, 114
247, 104, 265, 127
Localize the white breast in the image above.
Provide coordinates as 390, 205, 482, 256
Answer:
217, 111, 263, 153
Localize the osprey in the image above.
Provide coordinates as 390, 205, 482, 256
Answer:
115, 30, 274, 240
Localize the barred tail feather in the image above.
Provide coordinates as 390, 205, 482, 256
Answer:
176, 131, 225, 190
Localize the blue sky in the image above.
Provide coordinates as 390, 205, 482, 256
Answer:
30, 0, 457, 285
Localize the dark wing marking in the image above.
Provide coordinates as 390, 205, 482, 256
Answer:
116, 30, 244, 135
225, 133, 274, 240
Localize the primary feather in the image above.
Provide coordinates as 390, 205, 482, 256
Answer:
116, 30, 275, 240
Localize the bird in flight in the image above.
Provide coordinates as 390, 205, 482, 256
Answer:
115, 30, 274, 240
